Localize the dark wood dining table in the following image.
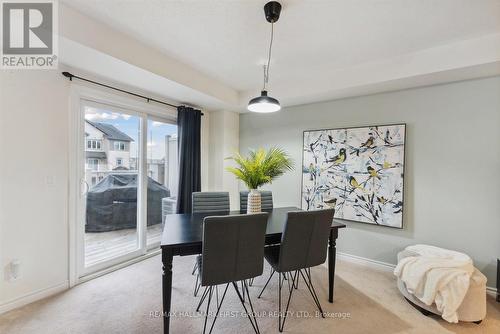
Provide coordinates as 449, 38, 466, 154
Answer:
160, 206, 346, 334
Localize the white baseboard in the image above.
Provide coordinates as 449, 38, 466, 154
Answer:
0, 281, 69, 315
486, 286, 498, 298
336, 251, 498, 296
0, 250, 161, 315
337, 251, 396, 272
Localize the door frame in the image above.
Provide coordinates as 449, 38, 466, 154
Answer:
68, 84, 176, 286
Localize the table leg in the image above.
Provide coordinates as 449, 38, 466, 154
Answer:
162, 248, 173, 334
328, 229, 338, 303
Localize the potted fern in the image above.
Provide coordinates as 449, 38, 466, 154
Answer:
226, 147, 294, 213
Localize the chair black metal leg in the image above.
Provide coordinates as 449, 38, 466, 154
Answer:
215, 284, 219, 306
196, 286, 210, 312
207, 284, 230, 334
285, 272, 293, 292
300, 269, 322, 312
238, 280, 246, 303
232, 282, 260, 334
243, 280, 260, 334
278, 273, 281, 332
202, 286, 213, 334
299, 269, 324, 317
278, 271, 298, 332
194, 272, 202, 297
305, 269, 322, 314
249, 277, 254, 286
258, 269, 275, 298
197, 285, 223, 312
192, 261, 198, 275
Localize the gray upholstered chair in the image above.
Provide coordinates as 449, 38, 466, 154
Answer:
192, 192, 230, 296
240, 190, 273, 212
196, 213, 268, 334
258, 209, 335, 332
192, 192, 230, 213
161, 197, 177, 224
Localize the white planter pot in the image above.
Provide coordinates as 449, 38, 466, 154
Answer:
247, 189, 262, 214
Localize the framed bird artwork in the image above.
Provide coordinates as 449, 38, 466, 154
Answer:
301, 123, 406, 228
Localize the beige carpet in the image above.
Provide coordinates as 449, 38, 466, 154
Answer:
0, 255, 498, 334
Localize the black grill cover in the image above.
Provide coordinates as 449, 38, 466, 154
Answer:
86, 174, 170, 232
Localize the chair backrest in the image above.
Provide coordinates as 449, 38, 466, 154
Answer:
201, 213, 269, 286
240, 190, 273, 211
192, 192, 230, 213
161, 197, 177, 223
278, 209, 334, 272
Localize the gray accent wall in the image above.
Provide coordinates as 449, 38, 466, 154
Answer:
240, 77, 500, 286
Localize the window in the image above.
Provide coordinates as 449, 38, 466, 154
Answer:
114, 141, 126, 151
80, 99, 178, 276
87, 158, 99, 171
146, 119, 178, 247
87, 139, 102, 150
83, 105, 140, 271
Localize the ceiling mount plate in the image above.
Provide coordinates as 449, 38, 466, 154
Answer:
264, 1, 282, 23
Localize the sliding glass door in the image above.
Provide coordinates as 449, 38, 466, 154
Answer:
146, 118, 178, 248
78, 100, 177, 276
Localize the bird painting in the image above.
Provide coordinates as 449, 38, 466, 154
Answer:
324, 198, 337, 208
308, 163, 316, 181
376, 196, 388, 204
384, 129, 392, 145
360, 136, 375, 148
327, 148, 346, 165
367, 166, 380, 179
349, 176, 365, 191
302, 124, 405, 228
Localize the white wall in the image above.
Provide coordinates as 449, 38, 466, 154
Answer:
0, 70, 70, 308
240, 76, 500, 285
208, 110, 240, 209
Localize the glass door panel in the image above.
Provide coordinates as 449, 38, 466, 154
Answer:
146, 118, 178, 248
83, 103, 141, 268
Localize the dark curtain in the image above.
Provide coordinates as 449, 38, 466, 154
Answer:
176, 106, 202, 213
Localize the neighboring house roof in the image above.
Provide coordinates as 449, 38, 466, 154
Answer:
86, 120, 134, 142
86, 151, 107, 159
113, 166, 130, 171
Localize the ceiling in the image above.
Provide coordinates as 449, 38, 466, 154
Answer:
61, 0, 500, 110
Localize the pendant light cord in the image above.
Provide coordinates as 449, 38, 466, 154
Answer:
263, 22, 274, 91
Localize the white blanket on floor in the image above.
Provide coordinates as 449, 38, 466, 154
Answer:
394, 244, 474, 323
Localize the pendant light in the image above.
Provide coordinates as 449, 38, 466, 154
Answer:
247, 1, 282, 113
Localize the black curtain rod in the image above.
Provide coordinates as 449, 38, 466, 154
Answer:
61, 72, 203, 115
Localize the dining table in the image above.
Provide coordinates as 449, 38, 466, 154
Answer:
160, 206, 346, 334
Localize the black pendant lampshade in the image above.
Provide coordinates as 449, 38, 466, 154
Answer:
248, 2, 282, 113
247, 90, 281, 113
